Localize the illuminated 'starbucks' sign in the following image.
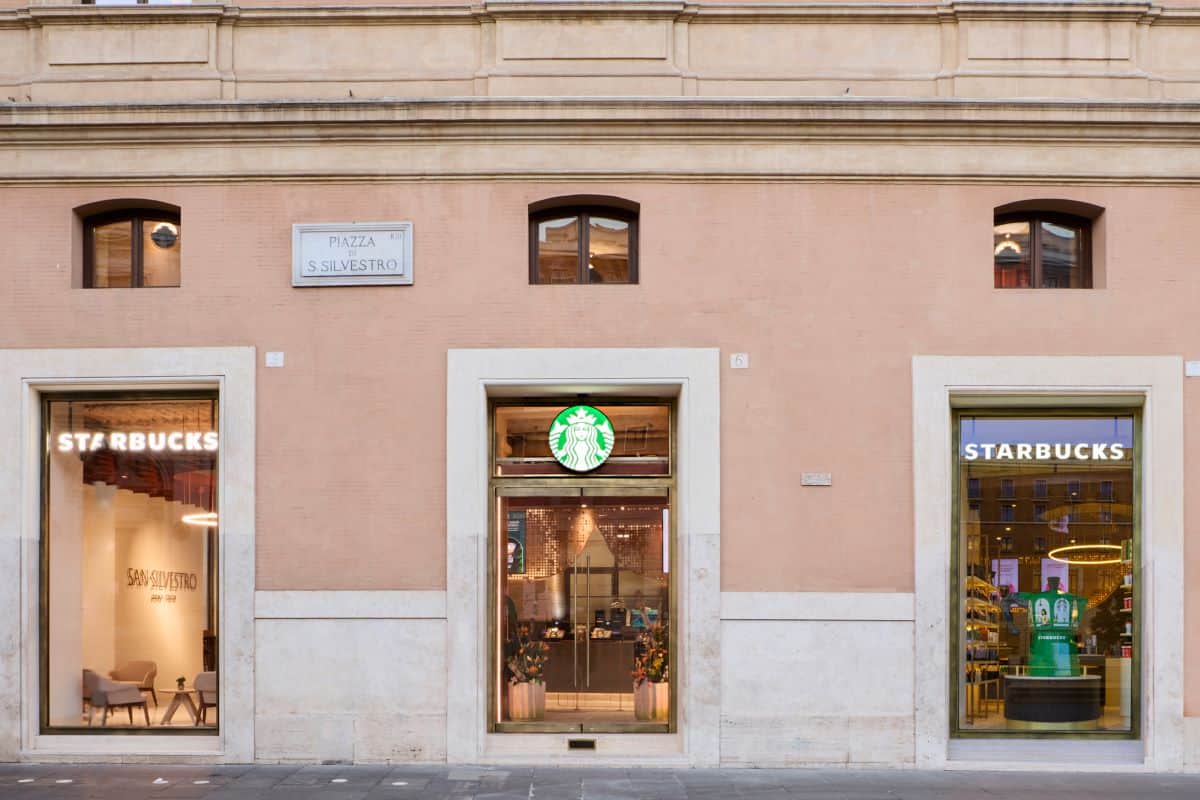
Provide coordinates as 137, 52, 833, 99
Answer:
549, 405, 615, 472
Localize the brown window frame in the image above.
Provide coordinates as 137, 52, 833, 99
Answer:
529, 204, 639, 285
994, 211, 1093, 289
83, 208, 181, 289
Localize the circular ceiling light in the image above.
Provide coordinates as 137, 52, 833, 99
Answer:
181, 511, 218, 528
1047, 543, 1122, 565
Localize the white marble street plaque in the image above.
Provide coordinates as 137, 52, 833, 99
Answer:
292, 222, 413, 287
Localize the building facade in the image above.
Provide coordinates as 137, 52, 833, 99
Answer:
2, 0, 1200, 772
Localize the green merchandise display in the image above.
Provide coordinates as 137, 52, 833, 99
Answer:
1015, 576, 1086, 677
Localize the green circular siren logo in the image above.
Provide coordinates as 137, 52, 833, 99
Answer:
549, 405, 615, 472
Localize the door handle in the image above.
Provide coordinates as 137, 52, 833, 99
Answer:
578, 554, 583, 690
586, 555, 592, 689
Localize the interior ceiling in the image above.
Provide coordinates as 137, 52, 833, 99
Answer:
51, 398, 216, 432
50, 399, 218, 504
81, 449, 215, 505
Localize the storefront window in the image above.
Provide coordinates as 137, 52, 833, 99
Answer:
956, 413, 1136, 735
42, 394, 218, 732
491, 401, 673, 733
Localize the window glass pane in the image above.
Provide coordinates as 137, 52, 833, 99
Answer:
143, 220, 181, 287
1040, 220, 1085, 288
44, 396, 219, 731
496, 494, 669, 726
92, 220, 133, 288
494, 405, 670, 476
536, 217, 580, 284
957, 415, 1135, 734
993, 221, 1031, 288
587, 217, 630, 283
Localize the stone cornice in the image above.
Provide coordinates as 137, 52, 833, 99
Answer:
4, 98, 1200, 185
16, 3, 229, 26
6, 95, 1200, 127
6, 0, 1200, 27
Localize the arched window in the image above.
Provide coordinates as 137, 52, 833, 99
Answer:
82, 204, 181, 288
993, 200, 1101, 289
529, 196, 638, 284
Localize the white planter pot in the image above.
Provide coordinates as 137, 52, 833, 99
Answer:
507, 681, 546, 721
634, 681, 669, 721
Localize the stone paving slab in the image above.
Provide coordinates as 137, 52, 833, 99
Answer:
0, 765, 1199, 799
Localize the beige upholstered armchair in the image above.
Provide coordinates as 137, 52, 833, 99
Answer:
194, 671, 217, 726
84, 669, 150, 727
109, 660, 157, 707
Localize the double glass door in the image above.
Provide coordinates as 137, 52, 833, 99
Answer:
493, 488, 672, 732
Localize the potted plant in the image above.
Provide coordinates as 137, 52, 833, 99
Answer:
176, 676, 186, 691
632, 623, 669, 721
506, 625, 549, 721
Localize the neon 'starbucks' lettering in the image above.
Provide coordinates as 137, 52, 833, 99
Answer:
56, 431, 218, 453
963, 442, 1125, 461
548, 405, 615, 472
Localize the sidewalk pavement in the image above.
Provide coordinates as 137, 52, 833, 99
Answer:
1, 764, 1199, 799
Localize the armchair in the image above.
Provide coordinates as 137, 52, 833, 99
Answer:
84, 670, 150, 727
194, 671, 217, 726
109, 660, 158, 707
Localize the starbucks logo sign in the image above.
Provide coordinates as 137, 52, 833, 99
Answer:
549, 405, 615, 472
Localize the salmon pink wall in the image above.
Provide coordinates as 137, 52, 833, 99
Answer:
4, 181, 1199, 710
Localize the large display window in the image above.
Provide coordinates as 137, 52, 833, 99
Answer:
41, 393, 219, 733
489, 401, 674, 733
954, 411, 1137, 736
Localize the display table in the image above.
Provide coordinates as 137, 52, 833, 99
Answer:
1003, 675, 1102, 730
160, 687, 198, 725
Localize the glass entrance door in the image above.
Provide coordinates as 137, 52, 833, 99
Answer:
494, 490, 671, 732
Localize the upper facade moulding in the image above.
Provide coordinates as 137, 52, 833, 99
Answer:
6, 97, 1200, 185
6, 95, 1200, 130
2, 0, 1198, 26
5, 0, 1200, 104
3, 1, 1195, 23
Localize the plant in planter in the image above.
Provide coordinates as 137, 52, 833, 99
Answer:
176, 676, 186, 691
506, 625, 550, 721
632, 622, 669, 721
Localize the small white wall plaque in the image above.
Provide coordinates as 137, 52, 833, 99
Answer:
801, 472, 833, 486
1186, 361, 1200, 377
265, 352, 285, 368
730, 353, 750, 369
292, 222, 413, 287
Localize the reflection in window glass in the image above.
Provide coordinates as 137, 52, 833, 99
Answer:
994, 214, 1090, 289
957, 414, 1135, 735
993, 221, 1031, 288
587, 217, 630, 283
1040, 221, 1084, 288
43, 395, 219, 732
537, 217, 580, 284
92, 220, 133, 288
142, 220, 181, 287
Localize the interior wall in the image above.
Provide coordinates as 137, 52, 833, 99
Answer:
47, 450, 83, 725
81, 483, 117, 678
111, 490, 208, 692
57, 479, 210, 710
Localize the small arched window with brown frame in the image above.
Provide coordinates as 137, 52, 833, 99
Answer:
529, 196, 638, 284
994, 200, 1102, 289
83, 204, 182, 288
